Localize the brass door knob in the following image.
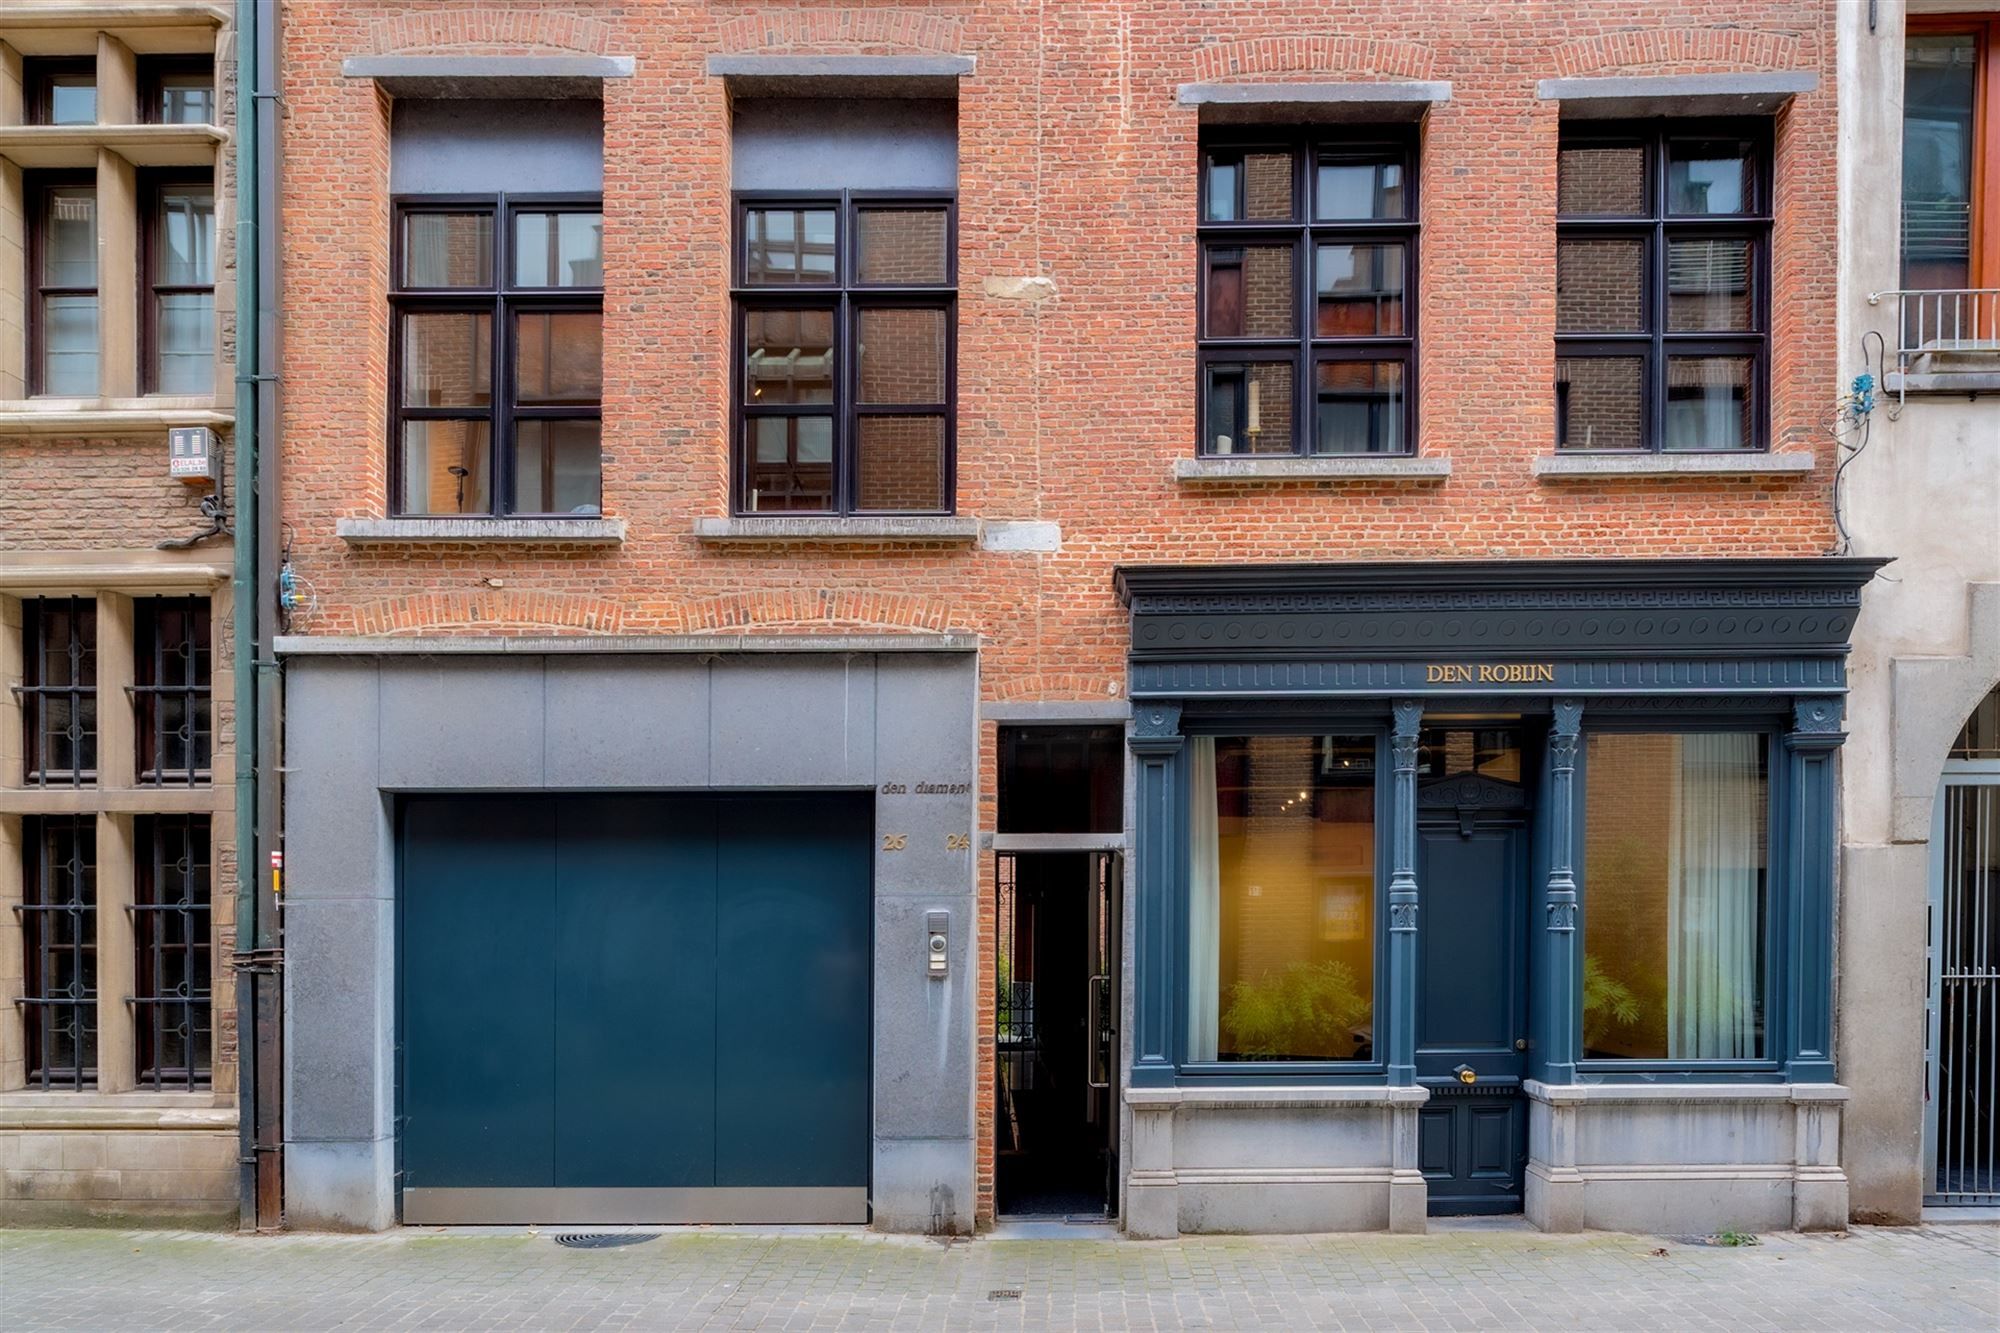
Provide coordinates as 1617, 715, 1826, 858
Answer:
1454, 1064, 1477, 1085
1514, 1038, 1528, 1051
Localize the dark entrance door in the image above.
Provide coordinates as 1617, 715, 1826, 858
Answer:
994, 851, 1121, 1217
397, 792, 872, 1225
1414, 732, 1532, 1215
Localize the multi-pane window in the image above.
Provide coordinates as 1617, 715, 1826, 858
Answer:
21, 817, 98, 1089
390, 197, 604, 516
134, 597, 213, 784
1186, 734, 1379, 1064
20, 596, 97, 786
28, 175, 100, 396
733, 195, 956, 514
145, 178, 217, 395
1556, 124, 1771, 452
134, 816, 213, 1088
142, 56, 216, 125
25, 58, 95, 126
1197, 134, 1417, 456
1581, 732, 1770, 1063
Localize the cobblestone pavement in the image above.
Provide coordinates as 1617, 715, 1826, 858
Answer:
2, 1222, 1995, 1331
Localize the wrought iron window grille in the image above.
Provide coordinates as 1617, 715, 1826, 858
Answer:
132, 815, 213, 1090
15, 596, 98, 787
18, 816, 98, 1089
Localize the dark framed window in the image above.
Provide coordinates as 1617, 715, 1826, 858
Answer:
141, 55, 216, 125
1579, 730, 1775, 1067
389, 195, 604, 517
26, 172, 99, 396
1556, 122, 1772, 452
19, 596, 97, 786
732, 192, 956, 514
1197, 132, 1417, 456
1184, 732, 1384, 1068
21, 816, 98, 1089
143, 174, 217, 395
134, 597, 213, 784
25, 57, 95, 126
134, 815, 213, 1089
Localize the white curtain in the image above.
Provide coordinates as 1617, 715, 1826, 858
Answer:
1667, 733, 1763, 1060
1187, 737, 1222, 1062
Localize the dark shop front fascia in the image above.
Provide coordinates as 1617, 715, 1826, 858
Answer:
1112, 558, 1880, 1237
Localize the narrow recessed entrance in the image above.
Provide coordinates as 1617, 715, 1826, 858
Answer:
994, 725, 1125, 1220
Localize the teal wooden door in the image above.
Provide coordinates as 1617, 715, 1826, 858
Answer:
397, 793, 871, 1224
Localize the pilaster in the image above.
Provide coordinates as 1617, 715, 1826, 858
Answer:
1538, 699, 1582, 1082
1385, 698, 1421, 1086
1387, 1096, 1427, 1233
1784, 696, 1844, 1083
94, 812, 135, 1093
1127, 701, 1184, 1090
95, 148, 139, 399
96, 33, 139, 127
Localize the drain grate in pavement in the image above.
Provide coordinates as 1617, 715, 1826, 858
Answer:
988, 1289, 1023, 1301
554, 1233, 659, 1250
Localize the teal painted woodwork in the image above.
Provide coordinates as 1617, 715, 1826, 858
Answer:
396, 793, 872, 1203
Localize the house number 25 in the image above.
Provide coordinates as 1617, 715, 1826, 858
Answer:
882, 834, 908, 851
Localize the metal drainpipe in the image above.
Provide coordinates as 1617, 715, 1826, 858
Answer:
251, 0, 286, 1230
229, 0, 273, 1231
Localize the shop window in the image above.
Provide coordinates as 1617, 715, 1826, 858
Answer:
20, 596, 98, 787
145, 176, 217, 395
1581, 732, 1770, 1062
134, 596, 213, 784
141, 56, 216, 125
27, 175, 100, 396
25, 58, 95, 126
134, 815, 213, 1088
21, 816, 98, 1089
1556, 124, 1771, 452
730, 99, 958, 514
1188, 734, 1378, 1063
1198, 133, 1417, 457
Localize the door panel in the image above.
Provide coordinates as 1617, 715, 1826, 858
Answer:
553, 797, 718, 1188
1416, 818, 1529, 1214
398, 792, 872, 1222
400, 797, 559, 1190
714, 794, 872, 1190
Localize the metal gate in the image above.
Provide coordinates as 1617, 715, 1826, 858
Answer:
1926, 775, 2000, 1205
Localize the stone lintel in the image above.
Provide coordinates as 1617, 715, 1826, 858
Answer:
1537, 72, 1817, 119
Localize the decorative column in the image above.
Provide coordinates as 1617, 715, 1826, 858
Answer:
1127, 701, 1184, 1090
1540, 699, 1583, 1082
1386, 698, 1421, 1087
1784, 696, 1845, 1084
1125, 701, 1185, 1240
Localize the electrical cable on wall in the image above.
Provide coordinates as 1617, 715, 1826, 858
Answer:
1825, 331, 1892, 558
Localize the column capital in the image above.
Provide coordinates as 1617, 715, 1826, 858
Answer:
1128, 700, 1184, 756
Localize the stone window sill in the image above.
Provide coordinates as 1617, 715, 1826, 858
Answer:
1886, 371, 2000, 396
1127, 1085, 1430, 1110
1174, 456, 1452, 483
336, 517, 626, 545
694, 516, 981, 543
0, 1095, 237, 1132
0, 123, 227, 169
1533, 452, 1815, 480
0, 404, 232, 435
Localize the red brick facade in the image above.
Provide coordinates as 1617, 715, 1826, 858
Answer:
278, 0, 1838, 1226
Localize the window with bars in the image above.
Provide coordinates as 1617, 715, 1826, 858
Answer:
389, 196, 604, 517
1197, 132, 1418, 457
134, 597, 212, 784
19, 596, 98, 786
1555, 122, 1772, 452
732, 194, 957, 514
133, 815, 213, 1088
20, 816, 98, 1089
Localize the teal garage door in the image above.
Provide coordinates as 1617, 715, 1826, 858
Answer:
397, 793, 872, 1225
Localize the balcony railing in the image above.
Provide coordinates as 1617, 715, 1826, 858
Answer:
1868, 288, 2000, 400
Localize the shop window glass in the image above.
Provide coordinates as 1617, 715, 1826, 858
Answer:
1188, 735, 1377, 1063
1582, 732, 1768, 1062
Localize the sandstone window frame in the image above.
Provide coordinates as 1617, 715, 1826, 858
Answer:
142, 172, 218, 397
1555, 119, 1773, 454
730, 190, 958, 516
1195, 129, 1420, 459
387, 193, 604, 519
25, 172, 101, 398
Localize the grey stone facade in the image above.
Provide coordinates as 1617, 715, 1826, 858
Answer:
280, 644, 978, 1233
